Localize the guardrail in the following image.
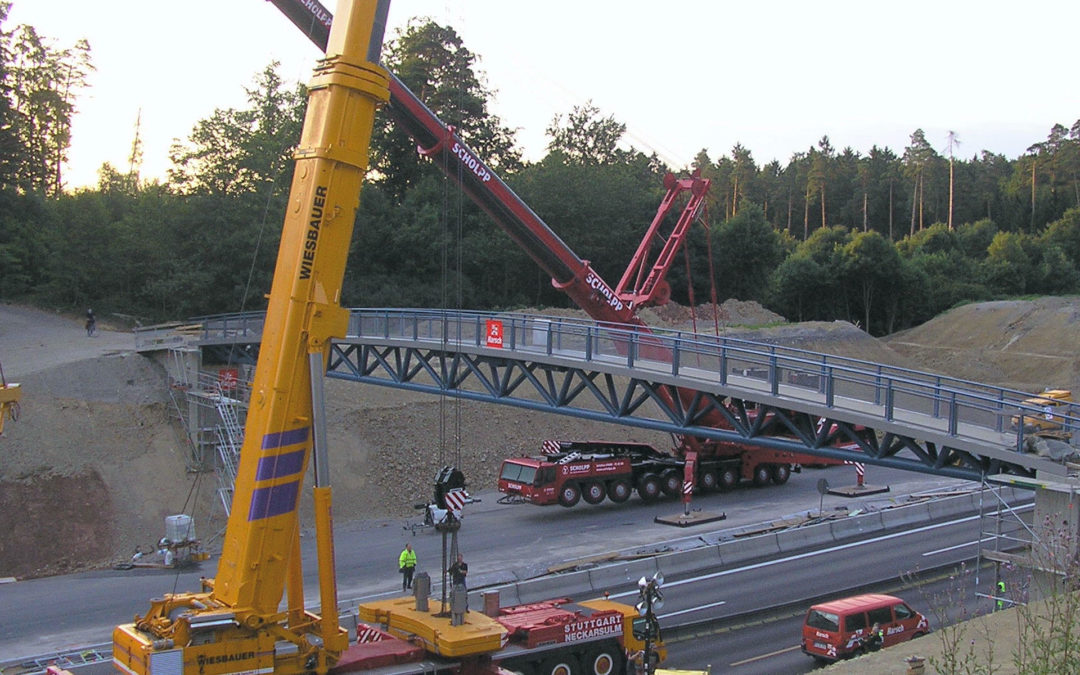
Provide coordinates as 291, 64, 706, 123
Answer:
191, 308, 1078, 456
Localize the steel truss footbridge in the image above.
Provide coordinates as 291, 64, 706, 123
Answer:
183, 308, 1075, 486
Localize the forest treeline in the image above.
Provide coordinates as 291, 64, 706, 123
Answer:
2, 9, 1079, 336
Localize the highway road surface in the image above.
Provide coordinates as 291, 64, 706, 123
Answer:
0, 465, 1001, 667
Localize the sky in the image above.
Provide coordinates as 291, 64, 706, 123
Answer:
9, 0, 1080, 190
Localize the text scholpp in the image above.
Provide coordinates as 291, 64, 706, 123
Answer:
298, 0, 331, 28
452, 142, 492, 183
585, 271, 625, 312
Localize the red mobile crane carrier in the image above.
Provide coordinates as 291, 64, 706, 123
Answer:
271, 0, 853, 514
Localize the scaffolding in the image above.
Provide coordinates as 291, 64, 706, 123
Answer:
977, 473, 1080, 609
161, 346, 249, 513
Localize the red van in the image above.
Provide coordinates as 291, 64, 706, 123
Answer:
801, 593, 930, 662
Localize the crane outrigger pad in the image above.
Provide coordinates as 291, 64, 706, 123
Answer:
654, 509, 727, 527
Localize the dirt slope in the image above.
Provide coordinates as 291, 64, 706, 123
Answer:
1, 297, 1076, 579
883, 296, 1080, 393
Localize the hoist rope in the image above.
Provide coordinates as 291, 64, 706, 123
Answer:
700, 204, 723, 334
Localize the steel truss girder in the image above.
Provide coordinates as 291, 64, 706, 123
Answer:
326, 343, 1033, 482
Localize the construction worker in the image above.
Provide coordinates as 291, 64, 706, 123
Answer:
399, 543, 417, 591
997, 580, 1007, 610
449, 553, 468, 589
865, 622, 884, 651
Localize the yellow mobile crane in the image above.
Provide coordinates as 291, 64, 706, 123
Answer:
115, 2, 668, 673
112, 1, 392, 672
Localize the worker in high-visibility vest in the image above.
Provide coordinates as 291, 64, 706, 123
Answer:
399, 543, 417, 591
996, 580, 1007, 610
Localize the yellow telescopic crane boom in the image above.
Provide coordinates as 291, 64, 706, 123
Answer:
112, 1, 390, 673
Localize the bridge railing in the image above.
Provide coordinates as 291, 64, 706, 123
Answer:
197, 308, 1078, 452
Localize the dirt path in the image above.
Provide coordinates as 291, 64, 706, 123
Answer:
0, 304, 133, 379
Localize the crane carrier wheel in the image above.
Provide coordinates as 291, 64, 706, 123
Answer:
718, 467, 739, 491
539, 653, 580, 675
660, 469, 682, 497
698, 469, 719, 492
637, 474, 662, 502
771, 464, 791, 484
558, 482, 581, 507
583, 641, 624, 675
607, 479, 632, 503
752, 464, 772, 487
582, 481, 606, 504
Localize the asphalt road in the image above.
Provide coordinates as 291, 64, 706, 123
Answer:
653, 511, 1007, 672
0, 464, 979, 663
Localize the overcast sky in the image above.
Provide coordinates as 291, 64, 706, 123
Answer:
10, 0, 1079, 190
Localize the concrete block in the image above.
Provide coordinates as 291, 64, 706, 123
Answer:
927, 494, 975, 521
880, 503, 931, 530
514, 569, 591, 605
718, 533, 781, 566
472, 568, 519, 590
654, 545, 723, 578
587, 558, 659, 596
776, 524, 834, 553
830, 513, 884, 541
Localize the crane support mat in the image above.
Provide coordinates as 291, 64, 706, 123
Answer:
826, 484, 891, 497
654, 509, 727, 527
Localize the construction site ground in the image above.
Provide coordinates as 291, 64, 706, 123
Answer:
1, 296, 1079, 581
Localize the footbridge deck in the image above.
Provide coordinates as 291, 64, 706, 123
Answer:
152, 308, 1077, 485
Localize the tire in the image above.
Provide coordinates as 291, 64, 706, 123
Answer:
698, 469, 718, 492
582, 642, 623, 675
637, 474, 662, 502
607, 479, 632, 503
718, 467, 738, 492
582, 481, 606, 505
539, 654, 579, 675
660, 469, 682, 497
752, 464, 772, 487
771, 464, 791, 485
558, 482, 581, 508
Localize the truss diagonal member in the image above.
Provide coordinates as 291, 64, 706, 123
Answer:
408, 349, 446, 387
447, 352, 476, 391
558, 370, 599, 408
754, 407, 810, 443
618, 378, 660, 419
454, 352, 497, 396
575, 371, 622, 417
880, 432, 927, 463
356, 344, 406, 381
494, 360, 552, 401
327, 343, 359, 378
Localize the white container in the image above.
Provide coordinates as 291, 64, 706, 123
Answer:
531, 319, 551, 347
165, 514, 195, 542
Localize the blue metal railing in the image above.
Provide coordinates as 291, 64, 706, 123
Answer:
186, 308, 1078, 455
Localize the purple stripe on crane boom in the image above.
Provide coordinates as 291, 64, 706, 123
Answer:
255, 449, 307, 481
248, 481, 300, 521
261, 426, 310, 450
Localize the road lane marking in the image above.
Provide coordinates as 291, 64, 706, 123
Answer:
660, 600, 726, 619
922, 540, 980, 556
